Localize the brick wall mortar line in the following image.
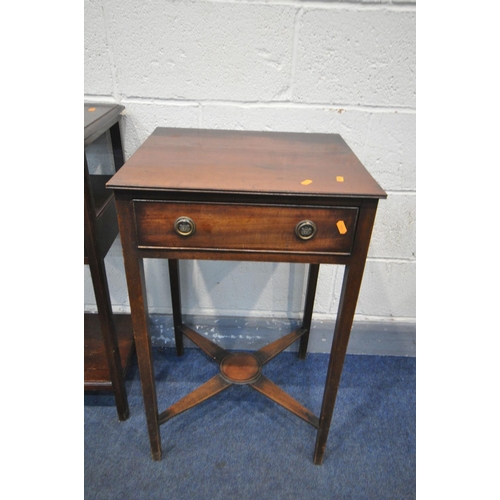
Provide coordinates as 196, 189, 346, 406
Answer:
202, 0, 416, 12
100, 2, 119, 102
105, 96, 416, 114
367, 257, 415, 264
288, 7, 304, 101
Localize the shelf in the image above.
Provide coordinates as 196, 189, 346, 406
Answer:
84, 313, 135, 391
84, 102, 132, 420
84, 103, 124, 146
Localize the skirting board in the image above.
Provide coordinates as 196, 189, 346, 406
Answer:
148, 314, 416, 357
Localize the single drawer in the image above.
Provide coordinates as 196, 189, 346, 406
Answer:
133, 201, 358, 255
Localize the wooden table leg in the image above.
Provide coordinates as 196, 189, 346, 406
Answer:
115, 198, 162, 460
168, 259, 184, 356
313, 261, 365, 464
313, 199, 378, 465
84, 163, 129, 421
299, 263, 320, 359
109, 121, 124, 170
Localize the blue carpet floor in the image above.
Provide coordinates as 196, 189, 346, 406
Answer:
85, 348, 415, 499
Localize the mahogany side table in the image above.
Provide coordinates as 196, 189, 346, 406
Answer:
107, 127, 386, 464
84, 103, 135, 420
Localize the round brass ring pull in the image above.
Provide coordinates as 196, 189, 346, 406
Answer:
174, 216, 196, 237
295, 220, 317, 240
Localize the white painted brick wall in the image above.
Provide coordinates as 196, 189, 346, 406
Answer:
294, 8, 416, 107
84, 0, 113, 95
106, 0, 297, 101
84, 0, 416, 328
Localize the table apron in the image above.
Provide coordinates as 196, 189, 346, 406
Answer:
136, 247, 353, 265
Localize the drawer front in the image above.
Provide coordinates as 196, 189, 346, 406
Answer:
134, 201, 358, 255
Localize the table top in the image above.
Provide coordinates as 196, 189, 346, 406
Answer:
84, 102, 124, 145
108, 127, 386, 199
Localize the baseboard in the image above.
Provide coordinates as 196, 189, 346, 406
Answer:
147, 314, 416, 357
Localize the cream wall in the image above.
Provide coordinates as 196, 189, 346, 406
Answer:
84, 0, 416, 351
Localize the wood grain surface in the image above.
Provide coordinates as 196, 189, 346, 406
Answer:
107, 128, 386, 199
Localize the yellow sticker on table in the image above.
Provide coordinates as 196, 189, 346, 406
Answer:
301, 179, 313, 185
336, 176, 344, 182
336, 220, 347, 234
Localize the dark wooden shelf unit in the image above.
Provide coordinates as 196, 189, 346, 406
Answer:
84, 313, 135, 390
84, 102, 135, 420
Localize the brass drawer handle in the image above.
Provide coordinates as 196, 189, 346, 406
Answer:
295, 220, 317, 240
174, 216, 196, 237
